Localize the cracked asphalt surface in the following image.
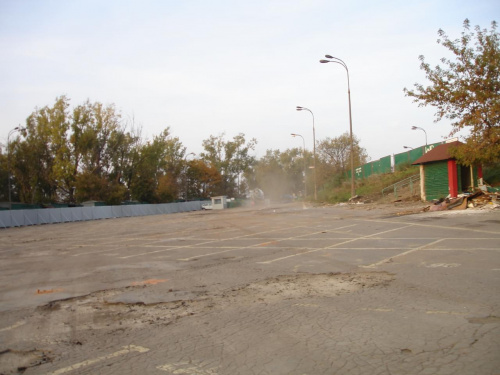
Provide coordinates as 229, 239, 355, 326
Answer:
0, 202, 499, 374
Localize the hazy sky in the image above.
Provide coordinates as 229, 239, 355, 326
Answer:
0, 0, 498, 161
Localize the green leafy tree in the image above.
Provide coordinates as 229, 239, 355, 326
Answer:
250, 148, 307, 200
130, 128, 185, 203
0, 149, 9, 202
316, 133, 368, 187
200, 133, 257, 196
11, 97, 139, 204
185, 159, 222, 199
404, 19, 500, 165
10, 96, 70, 203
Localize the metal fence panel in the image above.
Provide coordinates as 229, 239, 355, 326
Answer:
122, 205, 134, 217
111, 206, 123, 218
0, 211, 13, 228
0, 201, 206, 229
68, 207, 84, 222
37, 209, 51, 225
372, 155, 392, 174
394, 147, 425, 169
94, 206, 113, 220
10, 210, 26, 227
82, 207, 94, 221
362, 162, 373, 179
60, 208, 74, 222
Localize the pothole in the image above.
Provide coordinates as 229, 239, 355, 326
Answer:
0, 349, 52, 374
10, 272, 394, 351
222, 271, 395, 304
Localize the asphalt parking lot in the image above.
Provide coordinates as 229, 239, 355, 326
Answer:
1, 203, 499, 375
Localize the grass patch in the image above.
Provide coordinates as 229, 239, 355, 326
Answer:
319, 166, 420, 204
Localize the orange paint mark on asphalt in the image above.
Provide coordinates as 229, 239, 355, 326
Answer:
131, 279, 168, 286
36, 288, 64, 295
259, 241, 278, 247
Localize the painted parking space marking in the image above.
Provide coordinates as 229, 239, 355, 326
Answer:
121, 225, 307, 260
425, 263, 461, 268
0, 320, 26, 332
356, 218, 500, 235
426, 310, 467, 315
157, 361, 218, 374
178, 226, 357, 261
46, 345, 149, 375
362, 239, 446, 268
257, 224, 413, 265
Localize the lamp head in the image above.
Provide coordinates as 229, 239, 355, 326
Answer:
319, 60, 329, 63
411, 126, 418, 130
325, 54, 333, 59
296, 106, 303, 111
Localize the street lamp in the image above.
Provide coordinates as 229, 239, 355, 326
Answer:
291, 133, 307, 198
296, 106, 317, 200
403, 146, 414, 150
320, 55, 355, 198
184, 152, 195, 201
411, 126, 427, 145
7, 126, 24, 210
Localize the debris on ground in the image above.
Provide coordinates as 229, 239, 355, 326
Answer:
348, 195, 373, 204
425, 191, 499, 212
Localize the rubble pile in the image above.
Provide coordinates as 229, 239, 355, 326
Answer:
427, 191, 500, 212
348, 195, 373, 204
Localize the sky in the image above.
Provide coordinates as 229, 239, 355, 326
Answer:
0, 0, 498, 162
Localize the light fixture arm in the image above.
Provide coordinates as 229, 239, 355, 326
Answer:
320, 55, 355, 198
291, 133, 307, 198
411, 126, 427, 145
296, 106, 317, 200
7, 126, 24, 210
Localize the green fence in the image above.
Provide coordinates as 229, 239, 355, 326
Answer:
350, 155, 391, 180
349, 142, 444, 180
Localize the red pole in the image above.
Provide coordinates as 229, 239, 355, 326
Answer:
447, 159, 458, 198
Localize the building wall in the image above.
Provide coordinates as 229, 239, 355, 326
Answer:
424, 161, 450, 201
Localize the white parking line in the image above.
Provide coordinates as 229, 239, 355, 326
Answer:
0, 320, 25, 332
356, 218, 500, 235
257, 225, 413, 264
362, 239, 446, 268
120, 225, 307, 259
157, 361, 218, 374
178, 225, 357, 261
46, 345, 149, 375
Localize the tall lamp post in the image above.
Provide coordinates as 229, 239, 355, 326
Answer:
291, 133, 307, 198
296, 106, 317, 200
184, 152, 195, 201
320, 55, 355, 198
411, 126, 427, 145
7, 126, 23, 210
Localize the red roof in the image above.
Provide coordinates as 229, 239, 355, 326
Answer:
412, 141, 463, 165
